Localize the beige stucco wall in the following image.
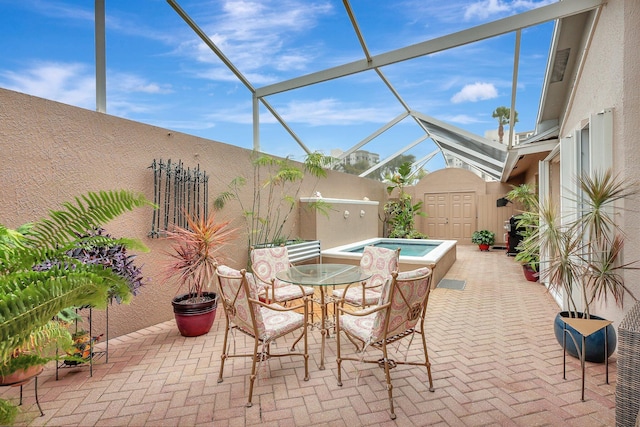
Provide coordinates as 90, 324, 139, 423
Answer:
0, 88, 387, 339
410, 168, 515, 245
558, 0, 640, 326
299, 197, 380, 248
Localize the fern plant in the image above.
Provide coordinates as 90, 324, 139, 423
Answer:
0, 190, 152, 393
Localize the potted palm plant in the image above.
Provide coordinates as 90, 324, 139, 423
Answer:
523, 169, 638, 362
506, 183, 540, 281
214, 152, 332, 257
162, 211, 237, 337
471, 230, 495, 251
512, 210, 540, 282
0, 190, 152, 424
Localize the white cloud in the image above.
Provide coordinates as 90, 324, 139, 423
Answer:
0, 62, 95, 108
278, 99, 393, 126
464, 0, 556, 21
205, 98, 392, 126
464, 0, 510, 20
443, 114, 485, 125
178, 1, 334, 81
451, 82, 498, 103
110, 73, 173, 94
21, 0, 94, 21
0, 62, 173, 114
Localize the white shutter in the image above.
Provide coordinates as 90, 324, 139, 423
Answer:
589, 108, 613, 174
560, 133, 578, 226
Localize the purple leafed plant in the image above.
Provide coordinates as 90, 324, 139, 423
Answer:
36, 228, 146, 302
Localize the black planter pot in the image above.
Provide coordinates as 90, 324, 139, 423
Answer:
553, 311, 616, 363
171, 292, 218, 337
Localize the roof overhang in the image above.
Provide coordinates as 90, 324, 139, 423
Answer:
502, 3, 602, 182
501, 125, 559, 181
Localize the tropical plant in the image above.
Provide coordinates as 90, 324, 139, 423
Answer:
380, 154, 426, 183
507, 184, 540, 270
522, 169, 638, 318
0, 190, 152, 422
492, 106, 519, 143
162, 210, 237, 302
471, 230, 495, 246
383, 162, 428, 239
513, 211, 539, 271
214, 151, 333, 249
506, 183, 537, 211
37, 227, 146, 303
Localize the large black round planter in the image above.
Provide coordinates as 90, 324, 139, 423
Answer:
553, 311, 616, 363
172, 292, 218, 337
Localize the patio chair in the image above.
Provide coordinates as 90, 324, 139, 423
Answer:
214, 264, 309, 407
332, 246, 400, 308
335, 267, 435, 420
250, 246, 315, 305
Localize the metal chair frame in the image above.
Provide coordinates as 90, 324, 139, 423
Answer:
215, 265, 309, 407
334, 246, 400, 309
335, 268, 435, 420
250, 246, 315, 305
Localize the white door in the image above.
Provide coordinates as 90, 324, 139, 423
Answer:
424, 192, 475, 243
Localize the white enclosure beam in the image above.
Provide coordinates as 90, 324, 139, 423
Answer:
376, 69, 411, 113
255, 0, 603, 98
507, 30, 521, 150
95, 0, 106, 113
168, 0, 311, 154
343, 0, 371, 63
339, 112, 409, 160
252, 95, 259, 151
359, 135, 428, 178
409, 150, 440, 178
414, 112, 507, 151
167, 0, 254, 92
260, 101, 312, 154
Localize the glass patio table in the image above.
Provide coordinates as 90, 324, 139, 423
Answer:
276, 263, 371, 370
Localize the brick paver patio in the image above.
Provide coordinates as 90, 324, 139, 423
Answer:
2, 246, 617, 426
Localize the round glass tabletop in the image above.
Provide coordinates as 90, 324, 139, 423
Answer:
276, 263, 371, 287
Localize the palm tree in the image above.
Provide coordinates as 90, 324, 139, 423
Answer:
492, 106, 519, 143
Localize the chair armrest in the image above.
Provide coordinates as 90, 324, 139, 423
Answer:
362, 281, 383, 291
335, 301, 390, 317
249, 297, 307, 313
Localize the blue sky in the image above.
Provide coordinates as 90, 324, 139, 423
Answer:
0, 0, 556, 173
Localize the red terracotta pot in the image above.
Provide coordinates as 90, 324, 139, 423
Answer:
522, 264, 539, 282
478, 244, 490, 251
0, 364, 44, 386
172, 292, 218, 337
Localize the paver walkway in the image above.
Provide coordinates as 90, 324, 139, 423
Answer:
3, 246, 617, 426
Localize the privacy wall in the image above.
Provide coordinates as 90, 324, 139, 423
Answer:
0, 88, 387, 339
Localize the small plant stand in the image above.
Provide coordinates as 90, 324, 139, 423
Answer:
56, 306, 109, 379
562, 317, 612, 401
0, 366, 44, 417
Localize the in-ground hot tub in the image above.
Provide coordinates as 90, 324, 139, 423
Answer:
322, 238, 456, 288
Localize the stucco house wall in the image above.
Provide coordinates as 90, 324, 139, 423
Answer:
0, 88, 387, 339
552, 0, 640, 326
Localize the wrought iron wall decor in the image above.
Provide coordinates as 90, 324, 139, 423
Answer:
149, 159, 209, 237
